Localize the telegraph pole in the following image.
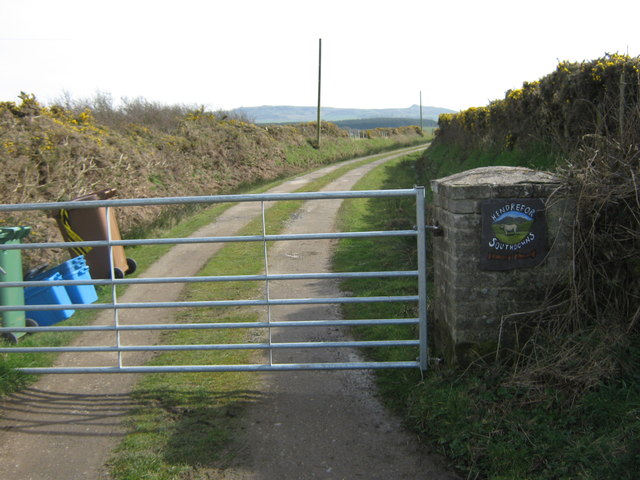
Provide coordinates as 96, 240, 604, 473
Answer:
420, 90, 424, 134
316, 38, 322, 148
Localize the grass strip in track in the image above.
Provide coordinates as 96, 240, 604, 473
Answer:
332, 153, 425, 408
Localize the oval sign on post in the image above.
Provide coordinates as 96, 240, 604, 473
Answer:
480, 198, 548, 271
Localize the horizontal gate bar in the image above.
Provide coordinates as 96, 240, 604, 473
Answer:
0, 230, 417, 251
16, 361, 421, 374
0, 295, 419, 312
0, 340, 419, 354
0, 318, 419, 334
0, 189, 418, 212
1, 187, 428, 373
0, 270, 418, 289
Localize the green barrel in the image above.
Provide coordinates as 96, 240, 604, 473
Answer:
0, 226, 31, 342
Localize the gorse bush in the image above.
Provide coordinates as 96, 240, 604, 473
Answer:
435, 53, 640, 154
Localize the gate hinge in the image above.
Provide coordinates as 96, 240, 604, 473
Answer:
425, 225, 443, 236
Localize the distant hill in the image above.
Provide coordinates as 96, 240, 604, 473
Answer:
333, 117, 437, 130
232, 104, 456, 124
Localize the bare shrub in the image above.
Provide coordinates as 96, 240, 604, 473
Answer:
508, 126, 639, 401
53, 92, 256, 134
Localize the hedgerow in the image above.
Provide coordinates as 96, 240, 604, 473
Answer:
0, 92, 425, 267
435, 53, 640, 154
413, 53, 640, 479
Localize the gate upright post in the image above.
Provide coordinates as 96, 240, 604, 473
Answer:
106, 205, 123, 369
415, 186, 429, 372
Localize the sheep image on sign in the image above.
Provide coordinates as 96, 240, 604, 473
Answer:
480, 198, 548, 271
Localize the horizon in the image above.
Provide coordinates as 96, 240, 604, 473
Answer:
233, 104, 455, 111
233, 104, 451, 124
1, 1, 638, 113
0, 90, 458, 114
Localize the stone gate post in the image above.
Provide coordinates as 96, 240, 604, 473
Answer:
429, 166, 574, 365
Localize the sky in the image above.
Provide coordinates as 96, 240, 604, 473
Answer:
1, 0, 639, 113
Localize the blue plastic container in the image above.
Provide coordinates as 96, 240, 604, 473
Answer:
26, 255, 98, 305
65, 265, 98, 304
24, 272, 75, 326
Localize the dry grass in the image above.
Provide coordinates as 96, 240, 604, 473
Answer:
505, 136, 640, 401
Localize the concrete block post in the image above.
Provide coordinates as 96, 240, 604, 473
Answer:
429, 166, 574, 365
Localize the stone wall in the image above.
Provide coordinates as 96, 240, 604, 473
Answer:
429, 166, 575, 365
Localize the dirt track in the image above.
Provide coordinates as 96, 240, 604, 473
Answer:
0, 146, 459, 479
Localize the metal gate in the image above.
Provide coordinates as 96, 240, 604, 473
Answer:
0, 189, 428, 374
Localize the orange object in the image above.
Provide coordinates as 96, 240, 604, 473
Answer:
54, 188, 136, 279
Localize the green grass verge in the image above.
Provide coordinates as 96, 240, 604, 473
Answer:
284, 135, 429, 167
417, 142, 559, 192
406, 370, 640, 479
